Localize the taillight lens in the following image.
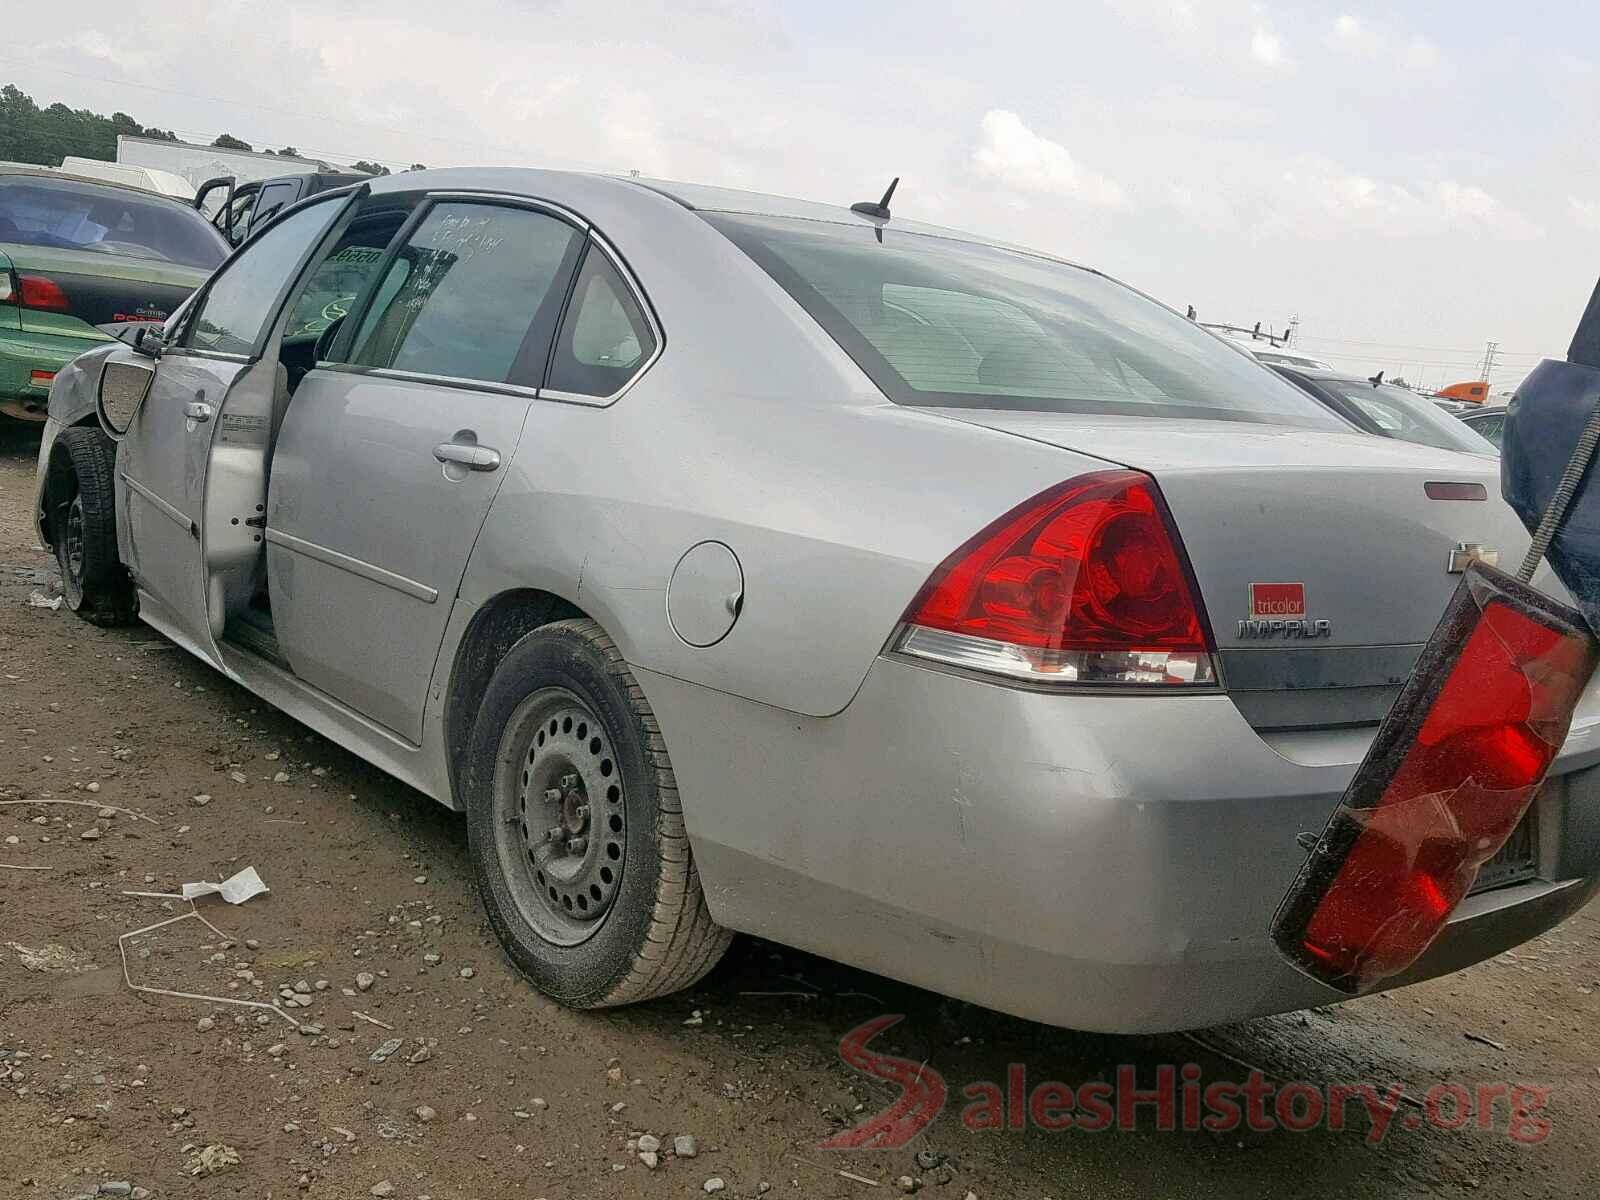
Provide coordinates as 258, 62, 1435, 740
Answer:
17, 274, 70, 312
894, 470, 1218, 685
0, 271, 14, 304
1271, 561, 1598, 994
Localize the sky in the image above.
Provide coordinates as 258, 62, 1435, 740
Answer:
5, 0, 1599, 393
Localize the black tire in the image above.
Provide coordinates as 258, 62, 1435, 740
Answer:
463, 618, 731, 1007
49, 425, 136, 627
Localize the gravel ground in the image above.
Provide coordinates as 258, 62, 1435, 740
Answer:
3, 418, 1598, 1199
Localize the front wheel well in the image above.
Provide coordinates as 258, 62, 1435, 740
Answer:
443, 589, 588, 805
38, 417, 107, 549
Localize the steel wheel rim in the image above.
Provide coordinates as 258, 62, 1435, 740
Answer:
63, 495, 86, 583
493, 687, 626, 947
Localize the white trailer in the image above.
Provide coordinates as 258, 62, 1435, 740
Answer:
116, 135, 341, 190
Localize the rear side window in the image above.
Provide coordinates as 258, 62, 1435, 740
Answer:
545, 247, 657, 398
707, 212, 1346, 428
189, 199, 344, 355
350, 201, 580, 386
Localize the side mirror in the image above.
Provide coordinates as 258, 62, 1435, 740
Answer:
103, 322, 164, 359
98, 359, 156, 438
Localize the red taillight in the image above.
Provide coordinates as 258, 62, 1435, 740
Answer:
18, 274, 70, 312
894, 470, 1217, 685
1272, 562, 1598, 993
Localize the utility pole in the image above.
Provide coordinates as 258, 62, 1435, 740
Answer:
1479, 340, 1500, 384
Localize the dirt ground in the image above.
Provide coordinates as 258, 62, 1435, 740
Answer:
2, 418, 1598, 1200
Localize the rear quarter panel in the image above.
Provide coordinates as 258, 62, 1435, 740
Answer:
456, 189, 1106, 717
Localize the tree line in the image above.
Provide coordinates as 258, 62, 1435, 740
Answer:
1, 83, 422, 174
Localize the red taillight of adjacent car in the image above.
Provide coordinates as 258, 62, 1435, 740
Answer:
16, 274, 70, 312
893, 470, 1218, 685
1271, 561, 1598, 994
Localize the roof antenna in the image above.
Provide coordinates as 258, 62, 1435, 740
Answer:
851, 176, 899, 221
1369, 370, 1385, 388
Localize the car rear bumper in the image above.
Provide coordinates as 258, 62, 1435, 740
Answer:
646, 656, 1600, 1033
0, 328, 96, 420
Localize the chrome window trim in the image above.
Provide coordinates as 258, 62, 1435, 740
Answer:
168, 348, 250, 365
310, 362, 544, 401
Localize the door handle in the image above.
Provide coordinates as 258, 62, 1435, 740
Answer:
185, 401, 214, 423
433, 442, 501, 471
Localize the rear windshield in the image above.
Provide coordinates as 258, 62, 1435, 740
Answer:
0, 176, 228, 270
1322, 378, 1497, 454
707, 213, 1346, 428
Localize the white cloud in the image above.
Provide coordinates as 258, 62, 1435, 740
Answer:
1265, 156, 1541, 240
1105, 1, 1293, 73
1249, 27, 1288, 69
970, 110, 1125, 207
1328, 13, 1442, 72
1571, 197, 1600, 232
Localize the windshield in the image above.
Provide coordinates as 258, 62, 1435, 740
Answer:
0, 176, 228, 270
707, 213, 1347, 428
1322, 379, 1498, 454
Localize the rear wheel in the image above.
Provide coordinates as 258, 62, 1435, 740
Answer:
463, 618, 731, 1007
49, 425, 136, 627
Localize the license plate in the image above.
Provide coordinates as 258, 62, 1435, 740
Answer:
1470, 808, 1539, 894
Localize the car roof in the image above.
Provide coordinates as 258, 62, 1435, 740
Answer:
0, 161, 197, 207
1461, 404, 1510, 417
1277, 364, 1397, 388
361, 166, 1085, 264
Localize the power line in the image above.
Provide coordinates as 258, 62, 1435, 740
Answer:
1295, 332, 1556, 357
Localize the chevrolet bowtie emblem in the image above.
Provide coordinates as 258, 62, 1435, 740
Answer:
1447, 543, 1499, 573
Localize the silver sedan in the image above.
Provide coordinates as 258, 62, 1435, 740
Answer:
33, 168, 1600, 1032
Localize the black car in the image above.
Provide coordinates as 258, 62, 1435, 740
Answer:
1271, 365, 1499, 455
1457, 403, 1510, 449
195, 171, 370, 247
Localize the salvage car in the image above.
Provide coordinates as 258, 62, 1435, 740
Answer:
1272, 364, 1499, 456
1, 165, 229, 421
33, 168, 1600, 1032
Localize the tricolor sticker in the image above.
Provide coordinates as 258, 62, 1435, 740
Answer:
1250, 582, 1306, 618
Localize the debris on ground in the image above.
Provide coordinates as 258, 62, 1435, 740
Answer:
369, 1037, 405, 1063
4, 942, 92, 972
186, 1144, 241, 1176
180, 865, 269, 904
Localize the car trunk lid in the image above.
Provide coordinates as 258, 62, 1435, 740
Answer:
918, 409, 1560, 730
2, 242, 205, 339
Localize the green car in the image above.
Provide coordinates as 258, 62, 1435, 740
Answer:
1, 166, 229, 421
